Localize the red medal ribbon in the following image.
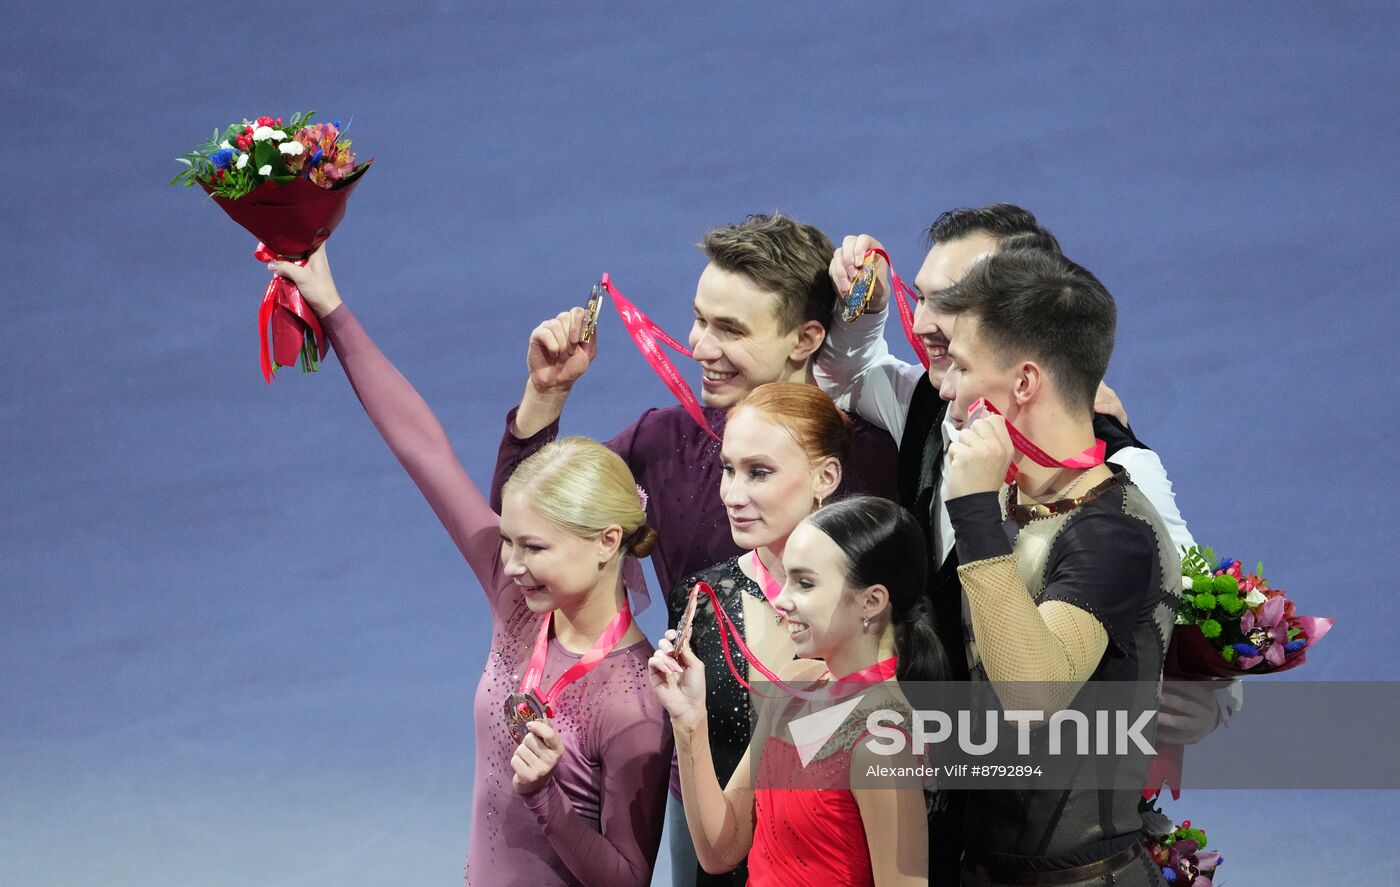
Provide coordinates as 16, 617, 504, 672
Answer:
253, 242, 328, 383
600, 274, 720, 441
967, 397, 1106, 484
691, 582, 897, 700
749, 549, 785, 618
518, 601, 634, 718
865, 248, 929, 371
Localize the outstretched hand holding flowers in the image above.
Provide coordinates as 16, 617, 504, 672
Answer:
173, 112, 370, 381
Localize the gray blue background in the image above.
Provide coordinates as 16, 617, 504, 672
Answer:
3, 1, 1397, 884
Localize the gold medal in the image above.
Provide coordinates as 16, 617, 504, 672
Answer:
504, 690, 550, 744
582, 280, 606, 342
841, 255, 879, 322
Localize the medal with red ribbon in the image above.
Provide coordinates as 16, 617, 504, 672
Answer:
688, 582, 897, 701
253, 242, 329, 383
853, 248, 929, 371
504, 601, 634, 744
966, 397, 1106, 485
597, 274, 720, 441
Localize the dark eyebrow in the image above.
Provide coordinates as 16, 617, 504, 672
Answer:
694, 307, 751, 333
787, 566, 818, 579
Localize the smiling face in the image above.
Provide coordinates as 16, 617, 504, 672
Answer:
498, 490, 616, 613
774, 521, 883, 659
720, 408, 837, 551
689, 263, 814, 408
912, 232, 1000, 387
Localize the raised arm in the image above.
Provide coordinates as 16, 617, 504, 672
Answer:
648, 631, 758, 875
816, 234, 922, 440
267, 249, 504, 599
488, 307, 597, 510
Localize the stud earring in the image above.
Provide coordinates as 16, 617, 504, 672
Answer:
861, 616, 871, 630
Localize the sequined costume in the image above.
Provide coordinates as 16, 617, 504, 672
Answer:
948, 471, 1181, 885
322, 306, 672, 887
746, 680, 922, 886
665, 557, 768, 886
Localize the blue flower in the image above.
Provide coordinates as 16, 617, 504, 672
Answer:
332, 119, 343, 129
1160, 866, 1177, 882
311, 148, 323, 166
1232, 642, 1260, 657
1284, 638, 1307, 653
211, 148, 236, 169
1216, 556, 1236, 571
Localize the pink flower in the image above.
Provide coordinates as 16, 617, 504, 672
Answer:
1235, 596, 1288, 668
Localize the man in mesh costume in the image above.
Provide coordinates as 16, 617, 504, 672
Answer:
938, 248, 1180, 886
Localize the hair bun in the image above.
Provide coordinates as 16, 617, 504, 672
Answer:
629, 524, 659, 558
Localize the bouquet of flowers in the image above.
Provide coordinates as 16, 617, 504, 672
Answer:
1168, 545, 1333, 679
172, 112, 371, 381
1145, 545, 1335, 799
1140, 798, 1223, 886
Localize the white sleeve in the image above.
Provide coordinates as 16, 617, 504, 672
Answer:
814, 305, 923, 442
1105, 446, 1195, 553
1217, 678, 1244, 725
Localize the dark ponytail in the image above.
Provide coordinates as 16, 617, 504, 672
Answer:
807, 496, 949, 683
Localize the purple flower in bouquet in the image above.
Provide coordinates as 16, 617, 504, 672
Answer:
1164, 838, 1222, 887
1235, 595, 1288, 668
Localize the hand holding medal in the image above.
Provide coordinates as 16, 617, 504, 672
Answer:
948, 397, 1107, 497
510, 719, 566, 796
525, 303, 599, 395
829, 234, 891, 322
505, 602, 633, 748
647, 612, 708, 730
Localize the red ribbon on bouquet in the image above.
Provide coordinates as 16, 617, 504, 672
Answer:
600, 274, 720, 441
689, 581, 897, 701
966, 397, 1106, 485
253, 242, 328, 383
865, 248, 930, 371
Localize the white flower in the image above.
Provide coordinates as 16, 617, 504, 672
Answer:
235, 153, 248, 170
278, 141, 305, 156
1182, 575, 1194, 591
271, 129, 287, 140
220, 140, 234, 150
253, 126, 275, 142
1244, 588, 1268, 607
258, 164, 272, 176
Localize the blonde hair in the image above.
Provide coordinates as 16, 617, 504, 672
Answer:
501, 436, 657, 557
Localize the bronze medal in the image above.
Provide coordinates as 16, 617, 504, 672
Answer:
504, 690, 549, 744
840, 257, 879, 322
582, 280, 606, 342
672, 582, 701, 659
